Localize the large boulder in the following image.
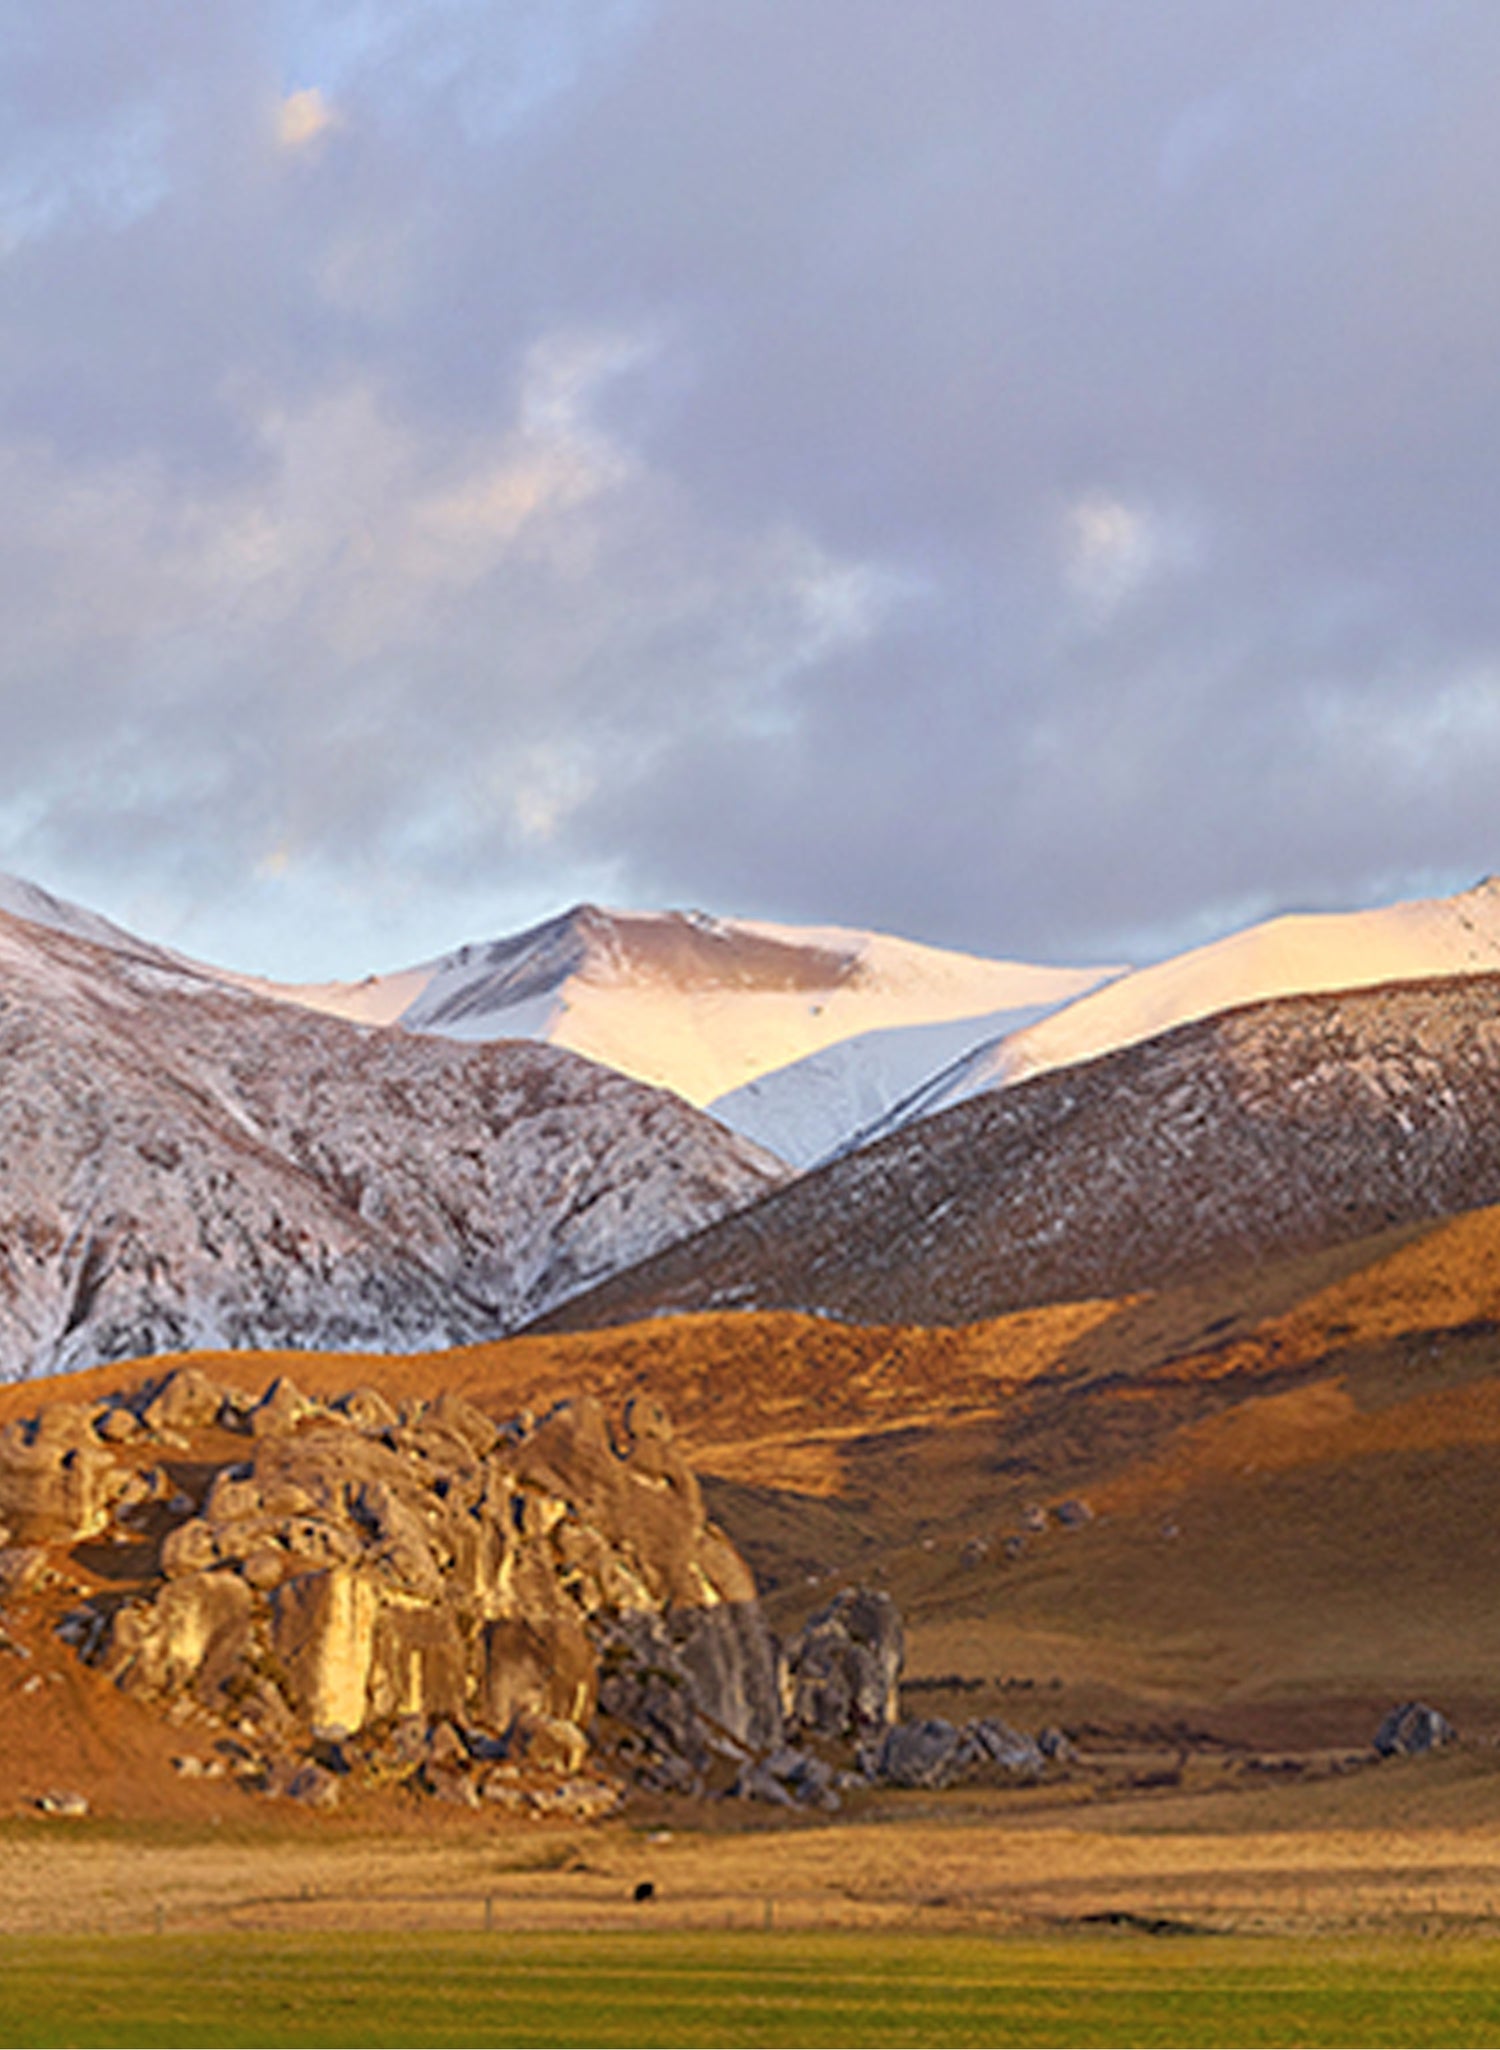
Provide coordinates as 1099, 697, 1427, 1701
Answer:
102, 1571, 255, 1705
871, 1714, 1046, 1790
0, 1405, 119, 1542
480, 1610, 596, 1732
783, 1588, 903, 1742
272, 1566, 381, 1731
139, 1368, 227, 1437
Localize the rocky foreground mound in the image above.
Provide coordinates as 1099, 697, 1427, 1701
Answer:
0, 1367, 1063, 1819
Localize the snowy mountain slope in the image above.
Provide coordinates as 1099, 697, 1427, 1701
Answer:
539, 970, 1500, 1334
706, 1000, 1064, 1169
0, 909, 786, 1383
261, 905, 1119, 1105
858, 876, 1500, 1143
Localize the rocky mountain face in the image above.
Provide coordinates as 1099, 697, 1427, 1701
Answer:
851, 873, 1500, 1146
539, 972, 1500, 1332
0, 911, 786, 1382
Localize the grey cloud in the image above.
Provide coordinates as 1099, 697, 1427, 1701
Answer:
0, 1, 1498, 976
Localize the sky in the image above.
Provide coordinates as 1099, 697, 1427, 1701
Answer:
2, 0, 1499, 980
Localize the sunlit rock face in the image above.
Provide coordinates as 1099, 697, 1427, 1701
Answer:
8, 1368, 781, 1809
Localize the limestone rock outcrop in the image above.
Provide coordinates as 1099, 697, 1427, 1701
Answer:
1, 1365, 780, 1810
782, 1587, 903, 1742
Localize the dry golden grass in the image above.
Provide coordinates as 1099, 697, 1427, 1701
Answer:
8, 1200, 1500, 1870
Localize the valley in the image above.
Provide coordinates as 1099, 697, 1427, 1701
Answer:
5, 872, 1500, 2035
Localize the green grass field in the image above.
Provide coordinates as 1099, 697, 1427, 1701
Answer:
2, 1930, 1499, 2048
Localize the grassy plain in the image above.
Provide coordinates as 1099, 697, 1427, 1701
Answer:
3, 1928, 1500, 2048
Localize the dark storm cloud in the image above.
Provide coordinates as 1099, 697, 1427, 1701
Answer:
0, 0, 1497, 973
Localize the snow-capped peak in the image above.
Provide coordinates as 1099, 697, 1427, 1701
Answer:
858, 873, 1500, 1142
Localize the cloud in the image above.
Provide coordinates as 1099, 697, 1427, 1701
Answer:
1, 1, 1500, 977
1060, 492, 1201, 623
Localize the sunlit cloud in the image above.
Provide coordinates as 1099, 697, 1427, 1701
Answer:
1060, 492, 1201, 625
277, 87, 339, 151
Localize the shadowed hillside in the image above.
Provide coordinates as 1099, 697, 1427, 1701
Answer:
536, 972, 1500, 1333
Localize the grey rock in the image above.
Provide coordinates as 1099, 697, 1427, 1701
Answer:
732, 1763, 797, 1808
782, 1587, 903, 1742
597, 1600, 783, 1781
873, 1713, 1048, 1789
875, 1717, 967, 1789
967, 1717, 1044, 1773
1374, 1701, 1457, 1757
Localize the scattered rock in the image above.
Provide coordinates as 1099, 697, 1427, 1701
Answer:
0, 1406, 118, 1543
0, 1546, 48, 1603
36, 1790, 89, 1817
1055, 1498, 1093, 1527
504, 1711, 589, 1777
733, 1745, 839, 1810
159, 1519, 221, 1579
1374, 1701, 1456, 1757
286, 1763, 341, 1809
249, 1377, 317, 1440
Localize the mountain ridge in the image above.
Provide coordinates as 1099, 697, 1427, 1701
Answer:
535, 967, 1500, 1334
854, 875, 1500, 1146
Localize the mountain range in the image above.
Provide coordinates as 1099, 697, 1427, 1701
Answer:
5, 867, 1500, 1381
